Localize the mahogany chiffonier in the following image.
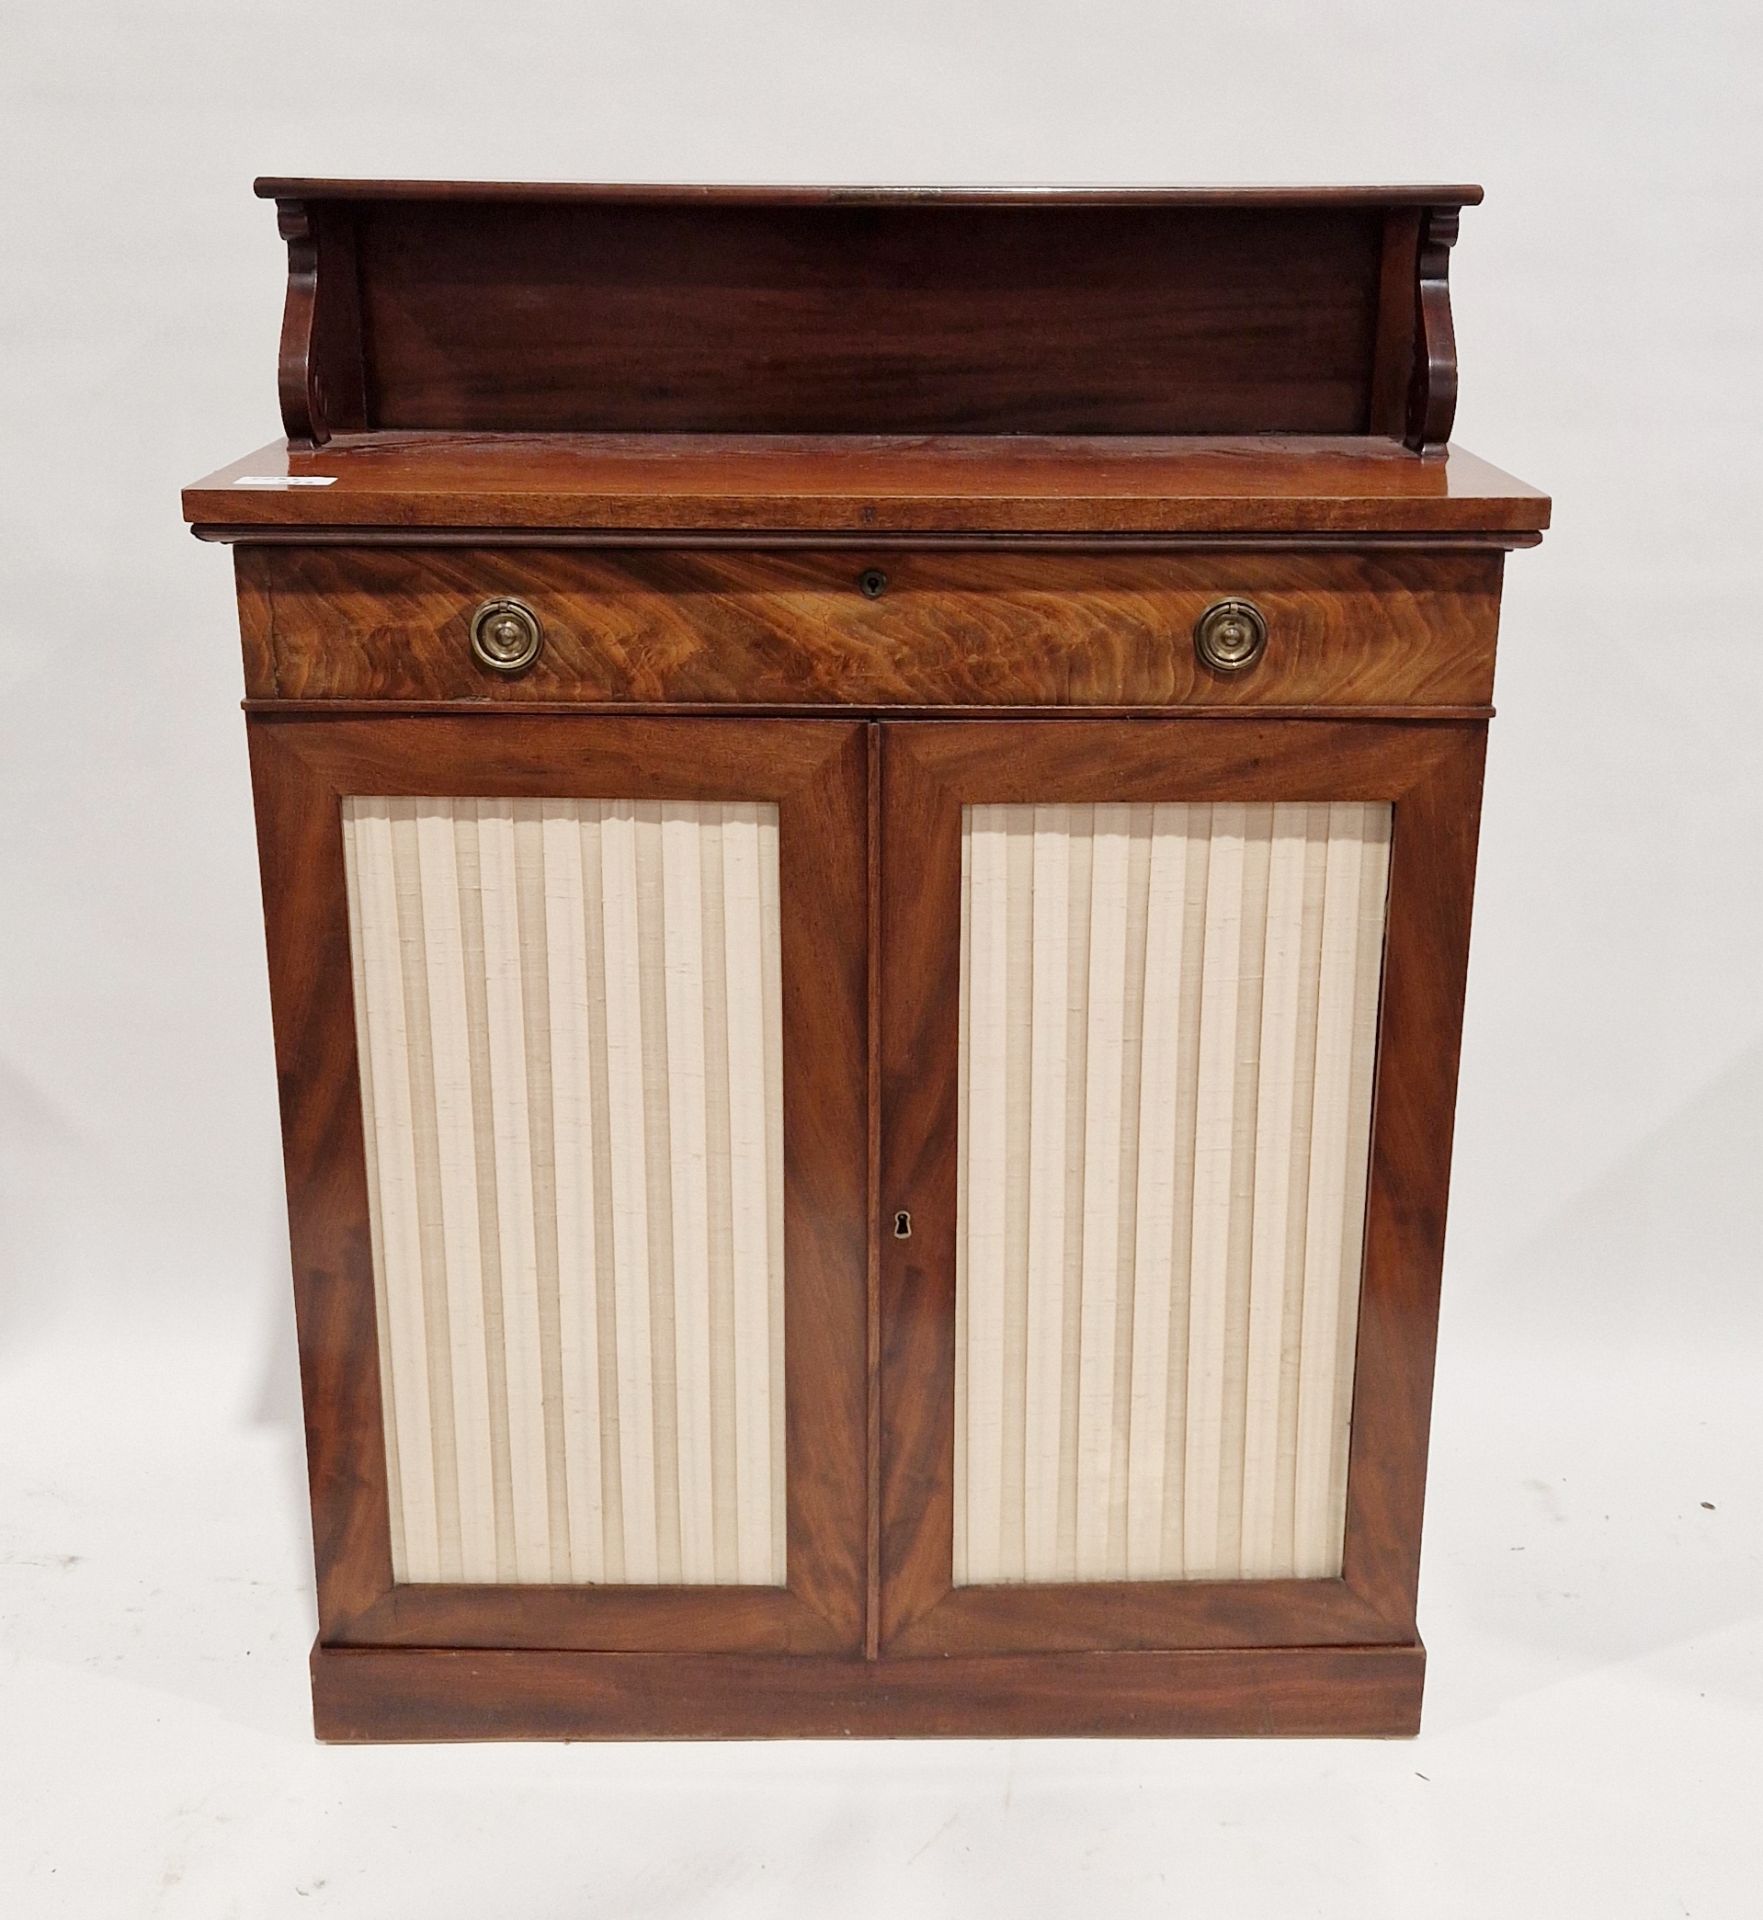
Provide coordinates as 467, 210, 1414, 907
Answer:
183, 180, 1548, 1741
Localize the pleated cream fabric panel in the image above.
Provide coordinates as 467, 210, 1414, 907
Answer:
341, 797, 786, 1587
954, 802, 1391, 1586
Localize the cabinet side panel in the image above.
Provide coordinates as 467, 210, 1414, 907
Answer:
340, 796, 786, 1586
955, 802, 1390, 1584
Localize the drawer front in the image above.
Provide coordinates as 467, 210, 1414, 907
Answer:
237, 547, 1502, 708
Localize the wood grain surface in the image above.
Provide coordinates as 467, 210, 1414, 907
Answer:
343, 201, 1392, 437
235, 545, 1504, 708
310, 1640, 1426, 1740
246, 187, 1485, 449
188, 433, 1550, 536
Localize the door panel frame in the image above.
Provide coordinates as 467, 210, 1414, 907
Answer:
877, 718, 1486, 1655
249, 713, 870, 1655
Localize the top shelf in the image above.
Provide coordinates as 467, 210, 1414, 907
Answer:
259, 180, 1479, 458
255, 179, 1485, 209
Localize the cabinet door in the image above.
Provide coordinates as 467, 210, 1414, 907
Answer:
879, 718, 1484, 1654
250, 715, 868, 1654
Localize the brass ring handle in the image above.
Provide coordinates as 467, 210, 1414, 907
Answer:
1194, 598, 1268, 674
469, 597, 543, 674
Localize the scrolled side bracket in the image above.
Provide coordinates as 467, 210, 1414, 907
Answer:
274, 197, 367, 449
1405, 205, 1461, 454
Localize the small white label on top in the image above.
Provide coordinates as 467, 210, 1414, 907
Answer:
234, 474, 338, 488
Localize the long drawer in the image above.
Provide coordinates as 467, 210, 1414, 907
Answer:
235, 546, 1502, 708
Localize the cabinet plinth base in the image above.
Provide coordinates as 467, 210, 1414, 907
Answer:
310, 1640, 1425, 1741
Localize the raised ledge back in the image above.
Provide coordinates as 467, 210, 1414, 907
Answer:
262, 181, 1476, 456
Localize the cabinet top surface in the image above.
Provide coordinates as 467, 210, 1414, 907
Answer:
184, 433, 1549, 538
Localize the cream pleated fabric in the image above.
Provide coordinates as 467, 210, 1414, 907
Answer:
342, 797, 786, 1586
954, 801, 1391, 1585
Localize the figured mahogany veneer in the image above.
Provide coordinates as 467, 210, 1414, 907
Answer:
235, 546, 1505, 710
186, 434, 1547, 538
185, 179, 1548, 1742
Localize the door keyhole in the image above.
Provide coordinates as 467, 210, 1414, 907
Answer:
892, 1210, 912, 1239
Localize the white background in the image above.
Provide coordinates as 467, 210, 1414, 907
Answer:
3, 2, 1760, 1914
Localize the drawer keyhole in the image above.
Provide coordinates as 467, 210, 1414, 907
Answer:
892, 1210, 912, 1239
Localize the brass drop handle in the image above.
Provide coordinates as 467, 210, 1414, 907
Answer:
470, 597, 543, 674
1194, 598, 1268, 674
